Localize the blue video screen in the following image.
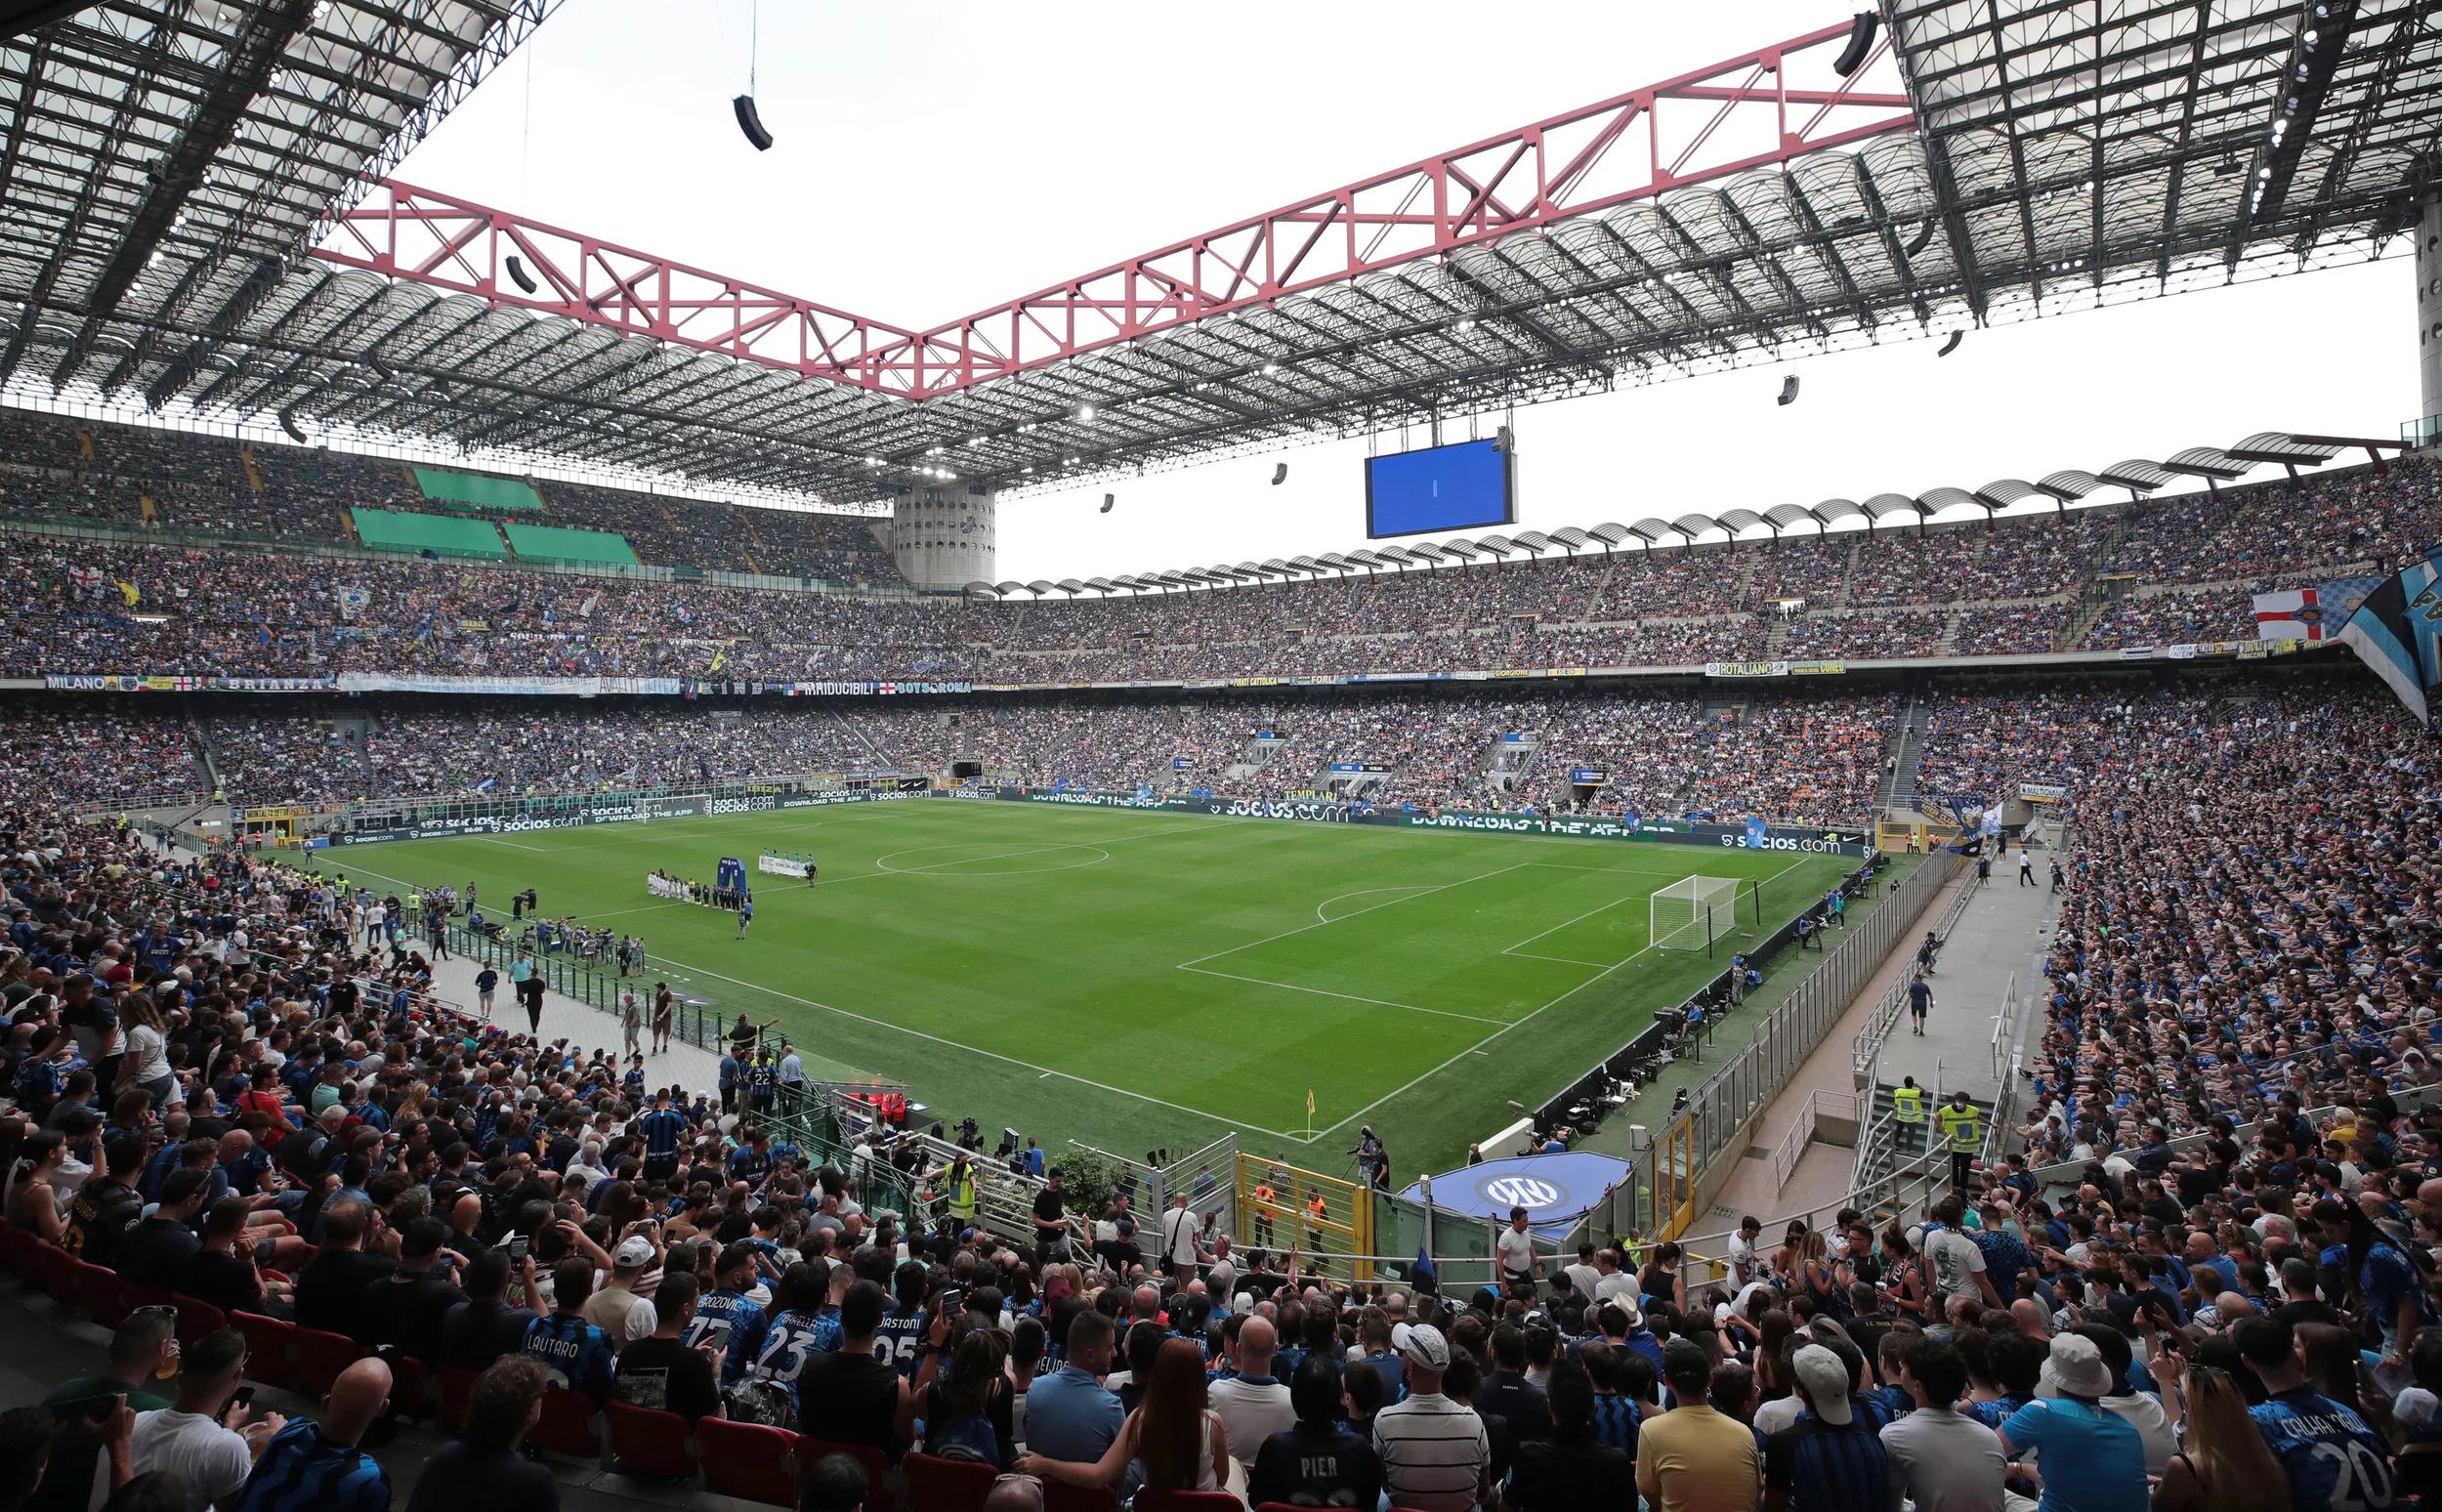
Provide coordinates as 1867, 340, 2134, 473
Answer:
1365, 438, 1514, 538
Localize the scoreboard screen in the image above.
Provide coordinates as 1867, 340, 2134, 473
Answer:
1365, 438, 1515, 538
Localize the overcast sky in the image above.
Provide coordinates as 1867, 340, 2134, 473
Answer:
389, 0, 2418, 583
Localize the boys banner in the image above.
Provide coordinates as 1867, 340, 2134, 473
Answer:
2337, 545, 2442, 723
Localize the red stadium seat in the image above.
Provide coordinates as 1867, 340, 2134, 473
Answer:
292, 1325, 364, 1394
901, 1452, 996, 1512
604, 1401, 697, 1479
386, 1355, 432, 1422
70, 1260, 128, 1326
118, 1281, 175, 1314
37, 1242, 80, 1306
435, 1365, 481, 1432
695, 1419, 801, 1507
1045, 1481, 1121, 1512
169, 1295, 226, 1347
795, 1439, 891, 1511
229, 1311, 302, 1391
0, 1224, 33, 1275
529, 1388, 602, 1459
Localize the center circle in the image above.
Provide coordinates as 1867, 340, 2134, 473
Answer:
872, 843, 1113, 877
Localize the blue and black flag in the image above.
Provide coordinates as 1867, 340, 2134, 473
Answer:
2337, 544, 2442, 723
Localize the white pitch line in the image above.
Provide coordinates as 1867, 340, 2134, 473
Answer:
1315, 885, 1429, 924
473, 836, 553, 854
1175, 965, 1508, 1026
640, 953, 1303, 1141
1502, 950, 1621, 969
578, 901, 692, 922
1299, 854, 1815, 1143
1178, 861, 1537, 970
819, 820, 1223, 885
1499, 888, 1656, 959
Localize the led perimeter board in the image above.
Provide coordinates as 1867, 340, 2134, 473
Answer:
1365, 438, 1515, 538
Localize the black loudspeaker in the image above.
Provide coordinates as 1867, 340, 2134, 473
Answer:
1904, 220, 1936, 256
1777, 376, 1800, 406
1937, 330, 1964, 357
1271, 463, 1288, 485
504, 255, 538, 295
1099, 493, 1115, 514
277, 408, 308, 443
1832, 11, 1880, 77
1494, 425, 1513, 453
733, 94, 774, 151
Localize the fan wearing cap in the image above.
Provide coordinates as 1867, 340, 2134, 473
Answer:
579, 1230, 662, 1345
1762, 1344, 1890, 1512
1370, 1323, 1490, 1512
1996, 1333, 2149, 1512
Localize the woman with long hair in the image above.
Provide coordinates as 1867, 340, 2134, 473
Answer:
3, 1131, 68, 1242
1019, 1335, 1231, 1495
2154, 1361, 2290, 1512
115, 993, 174, 1113
1637, 1239, 1687, 1316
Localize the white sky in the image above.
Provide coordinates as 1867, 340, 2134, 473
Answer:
389, 0, 2420, 583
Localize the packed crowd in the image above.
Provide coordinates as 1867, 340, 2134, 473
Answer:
0, 410, 901, 585
7, 756, 2442, 1512
4, 689, 1903, 826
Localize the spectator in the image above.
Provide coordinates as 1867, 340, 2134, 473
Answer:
790, 1280, 907, 1455
1012, 1307, 1122, 1468
1207, 1314, 1294, 1469
30, 1312, 171, 1512
290, 1201, 393, 1338
1372, 1323, 1490, 1512
1880, 1337, 2005, 1512
1763, 1344, 1890, 1512
1020, 1337, 1229, 1499
519, 1256, 618, 1407
358, 1219, 466, 1361
1638, 1340, 1760, 1512
123, 1328, 282, 1512
400, 1359, 558, 1512
612, 1271, 723, 1425
1506, 1356, 1630, 1511
1999, 1333, 2147, 1512
230, 1358, 391, 1512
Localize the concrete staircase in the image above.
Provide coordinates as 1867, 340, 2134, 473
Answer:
1851, 1082, 1995, 1227
1878, 693, 1929, 813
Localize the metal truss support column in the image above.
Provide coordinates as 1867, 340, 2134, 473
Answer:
2420, 195, 2442, 431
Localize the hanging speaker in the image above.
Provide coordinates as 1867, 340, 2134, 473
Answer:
1270, 463, 1287, 486
733, 95, 774, 151
1099, 493, 1115, 514
1777, 376, 1800, 406
1832, 11, 1881, 77
1937, 330, 1964, 357
504, 256, 538, 295
277, 408, 308, 443
1494, 425, 1513, 453
1904, 220, 1937, 257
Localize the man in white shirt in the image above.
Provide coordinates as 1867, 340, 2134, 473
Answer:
1882, 1335, 2006, 1512
1563, 1242, 1605, 1300
119, 1326, 281, 1512
1204, 1233, 1238, 1298
1208, 1316, 1295, 1466
1495, 1207, 1539, 1292
1727, 1215, 1763, 1286
1160, 1190, 1202, 1286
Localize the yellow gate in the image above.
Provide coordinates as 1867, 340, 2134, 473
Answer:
1652, 1118, 1698, 1241
1237, 1154, 1372, 1281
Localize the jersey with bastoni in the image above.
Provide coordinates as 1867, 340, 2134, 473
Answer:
876, 1309, 927, 1377
2251, 1386, 2394, 1512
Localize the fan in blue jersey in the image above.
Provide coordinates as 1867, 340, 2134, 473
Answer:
2317, 1200, 2434, 1377
745, 1263, 838, 1422
2236, 1317, 2395, 1512
636, 1090, 690, 1176
877, 1261, 931, 1378
521, 1258, 620, 1405
684, 1241, 772, 1386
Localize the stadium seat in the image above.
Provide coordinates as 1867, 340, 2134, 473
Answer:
385, 1354, 432, 1422
1134, 1493, 1242, 1512
696, 1419, 801, 1507
434, 1365, 481, 1432
118, 1281, 175, 1316
1045, 1482, 1121, 1512
37, 1243, 82, 1306
292, 1325, 364, 1394
229, 1311, 303, 1391
901, 1452, 996, 1512
0, 1224, 32, 1275
529, 1388, 603, 1459
604, 1401, 697, 1479
795, 1439, 890, 1510
69, 1260, 129, 1326
169, 1294, 226, 1347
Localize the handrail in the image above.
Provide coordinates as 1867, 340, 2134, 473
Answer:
1850, 861, 1978, 1082
1989, 969, 2020, 1083
1768, 1088, 1859, 1193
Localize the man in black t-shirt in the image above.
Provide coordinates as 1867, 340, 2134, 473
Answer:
292, 1199, 396, 1337
795, 1280, 907, 1457
64, 1132, 148, 1268
1247, 1355, 1383, 1511
359, 1220, 467, 1361
114, 1167, 210, 1290
614, 1272, 722, 1424
1032, 1169, 1069, 1262
441, 1251, 539, 1372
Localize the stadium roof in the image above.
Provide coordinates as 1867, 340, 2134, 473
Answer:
953, 428, 2390, 596
2, 3, 2435, 508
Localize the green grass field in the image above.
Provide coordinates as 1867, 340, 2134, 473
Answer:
307, 801, 1850, 1171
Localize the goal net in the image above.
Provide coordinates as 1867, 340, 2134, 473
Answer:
1650, 875, 1748, 954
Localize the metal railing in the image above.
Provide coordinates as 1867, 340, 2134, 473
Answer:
1989, 969, 2021, 1083
1769, 1088, 1860, 1193
1652, 850, 1965, 1239
1850, 861, 1979, 1083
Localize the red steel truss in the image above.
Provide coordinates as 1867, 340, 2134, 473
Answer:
316, 20, 1914, 399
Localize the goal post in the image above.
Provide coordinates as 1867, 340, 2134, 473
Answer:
1650, 874, 1751, 955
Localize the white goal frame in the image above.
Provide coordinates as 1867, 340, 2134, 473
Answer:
1650, 874, 1749, 955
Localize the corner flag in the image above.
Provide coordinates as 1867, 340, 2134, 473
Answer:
1305, 1089, 1316, 1137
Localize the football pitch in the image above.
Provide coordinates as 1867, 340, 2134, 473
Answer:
306, 800, 1851, 1170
